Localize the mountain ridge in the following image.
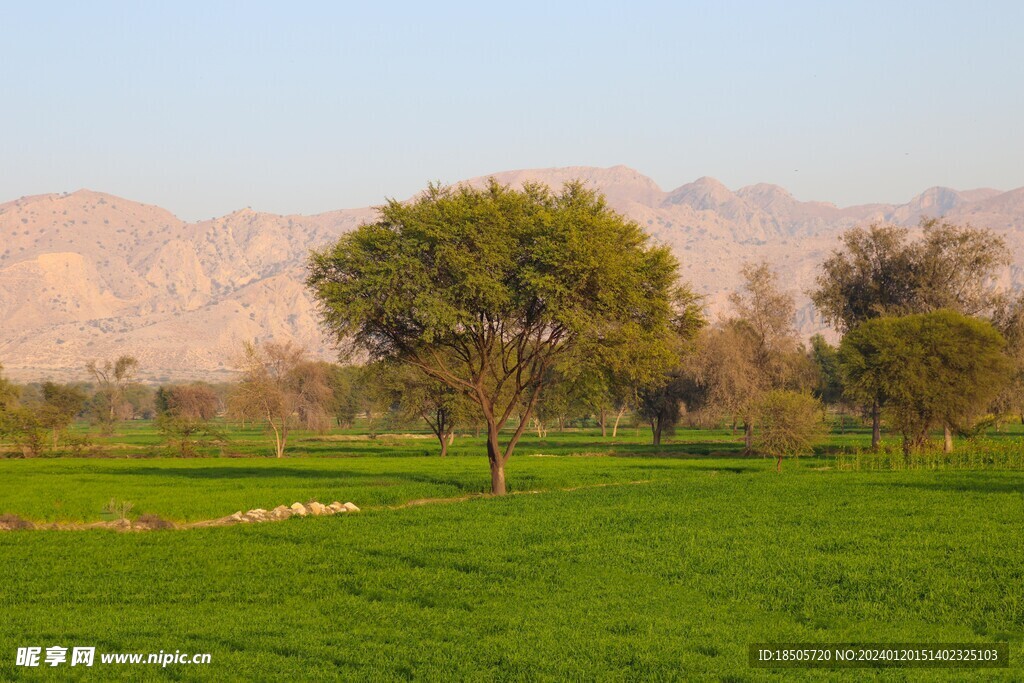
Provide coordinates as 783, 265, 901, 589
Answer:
2, 166, 1022, 381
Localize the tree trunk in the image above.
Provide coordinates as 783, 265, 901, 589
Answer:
943, 424, 953, 453
439, 434, 449, 458
612, 407, 627, 438
776, 455, 782, 473
489, 457, 507, 496
871, 401, 881, 451
269, 417, 285, 458
484, 416, 507, 496
599, 408, 607, 437
651, 418, 662, 446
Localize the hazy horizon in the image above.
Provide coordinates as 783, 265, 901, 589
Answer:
2, 1, 1022, 221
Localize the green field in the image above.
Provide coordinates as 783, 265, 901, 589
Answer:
1, 425, 1023, 680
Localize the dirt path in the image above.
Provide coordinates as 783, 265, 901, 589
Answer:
0, 480, 654, 532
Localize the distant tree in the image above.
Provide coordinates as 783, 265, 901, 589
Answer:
156, 384, 223, 457
0, 363, 16, 412
122, 383, 157, 420
378, 362, 473, 456
229, 341, 331, 458
308, 180, 692, 494
324, 364, 362, 429
811, 224, 919, 332
723, 262, 802, 449
989, 293, 1024, 425
839, 311, 1010, 458
808, 334, 847, 430
756, 390, 826, 472
86, 355, 139, 435
0, 364, 19, 449
910, 218, 1009, 316
291, 362, 335, 433
38, 382, 87, 450
686, 324, 759, 434
812, 220, 1009, 448
637, 370, 704, 446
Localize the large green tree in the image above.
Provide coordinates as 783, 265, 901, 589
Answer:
307, 180, 692, 494
838, 310, 1010, 458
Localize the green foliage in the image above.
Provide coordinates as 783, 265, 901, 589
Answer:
839, 310, 1011, 456
308, 180, 692, 492
38, 382, 87, 449
375, 361, 474, 454
812, 219, 1009, 332
755, 390, 826, 470
808, 334, 843, 407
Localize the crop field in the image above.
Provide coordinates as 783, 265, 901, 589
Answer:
1, 425, 1023, 680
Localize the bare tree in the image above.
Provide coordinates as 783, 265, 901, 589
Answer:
86, 355, 139, 435
229, 341, 330, 458
723, 263, 801, 449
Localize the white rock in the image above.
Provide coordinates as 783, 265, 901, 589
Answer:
308, 502, 327, 516
290, 503, 308, 517
228, 511, 244, 522
342, 502, 360, 513
328, 502, 344, 512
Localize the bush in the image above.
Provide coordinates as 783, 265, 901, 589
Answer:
756, 391, 826, 472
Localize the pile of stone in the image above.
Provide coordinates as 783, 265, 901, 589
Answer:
213, 500, 360, 526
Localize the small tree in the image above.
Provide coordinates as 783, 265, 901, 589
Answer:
378, 362, 472, 456
229, 341, 331, 458
38, 382, 87, 450
685, 264, 808, 448
86, 355, 139, 435
755, 391, 825, 472
156, 384, 223, 457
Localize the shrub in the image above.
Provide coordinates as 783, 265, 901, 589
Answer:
756, 391, 826, 472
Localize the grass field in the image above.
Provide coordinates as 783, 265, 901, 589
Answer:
1, 424, 1023, 680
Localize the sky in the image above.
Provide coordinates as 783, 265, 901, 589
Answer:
1, 1, 1022, 221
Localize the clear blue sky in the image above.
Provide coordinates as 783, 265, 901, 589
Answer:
1, 1, 1021, 220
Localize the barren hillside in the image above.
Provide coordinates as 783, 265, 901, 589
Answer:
2, 167, 1022, 380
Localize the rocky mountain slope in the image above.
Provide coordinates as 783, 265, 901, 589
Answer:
2, 166, 1022, 380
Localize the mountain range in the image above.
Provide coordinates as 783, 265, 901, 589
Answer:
2, 165, 1023, 381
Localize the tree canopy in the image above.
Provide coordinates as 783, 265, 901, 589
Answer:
307, 179, 697, 494
838, 310, 1010, 457
812, 220, 1009, 333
